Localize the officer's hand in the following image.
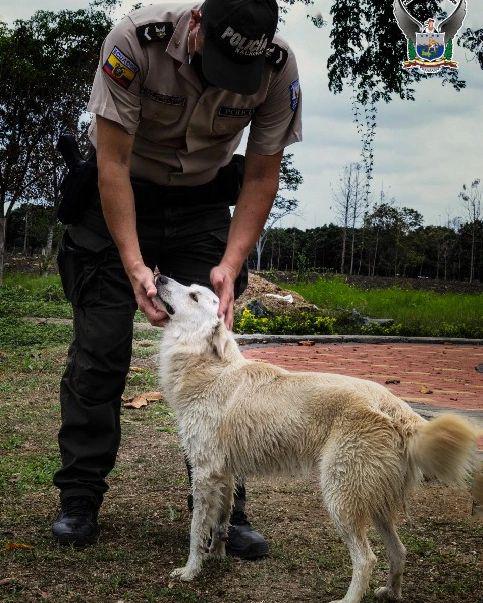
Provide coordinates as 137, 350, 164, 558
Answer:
210, 264, 236, 330
128, 263, 168, 327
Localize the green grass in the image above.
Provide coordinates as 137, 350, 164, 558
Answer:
1, 274, 72, 319
286, 277, 483, 338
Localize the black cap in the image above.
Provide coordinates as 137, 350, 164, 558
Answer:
201, 0, 279, 95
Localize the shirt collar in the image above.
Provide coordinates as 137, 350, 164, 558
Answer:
166, 5, 200, 64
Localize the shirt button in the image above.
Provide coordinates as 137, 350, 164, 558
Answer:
174, 39, 180, 48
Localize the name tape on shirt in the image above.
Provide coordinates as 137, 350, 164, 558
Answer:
102, 46, 139, 89
289, 79, 300, 112
136, 22, 174, 46
218, 106, 255, 118
141, 86, 186, 107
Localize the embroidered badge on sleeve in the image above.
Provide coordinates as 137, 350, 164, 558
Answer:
102, 46, 140, 89
289, 79, 300, 111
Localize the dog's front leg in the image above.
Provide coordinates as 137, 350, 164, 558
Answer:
171, 474, 223, 581
209, 475, 235, 558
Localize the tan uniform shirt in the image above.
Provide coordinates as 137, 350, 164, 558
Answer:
87, 2, 302, 187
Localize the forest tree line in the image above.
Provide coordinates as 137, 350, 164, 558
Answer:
247, 196, 482, 283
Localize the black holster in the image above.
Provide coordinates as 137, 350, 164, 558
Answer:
57, 152, 98, 226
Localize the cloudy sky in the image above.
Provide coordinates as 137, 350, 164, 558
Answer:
1, 0, 482, 228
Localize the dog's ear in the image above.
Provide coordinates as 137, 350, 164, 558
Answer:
211, 321, 229, 359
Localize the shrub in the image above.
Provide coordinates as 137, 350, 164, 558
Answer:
234, 308, 336, 335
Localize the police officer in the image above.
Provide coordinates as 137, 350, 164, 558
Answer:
52, 0, 302, 558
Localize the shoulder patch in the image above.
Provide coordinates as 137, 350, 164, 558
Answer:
102, 46, 139, 89
136, 22, 174, 46
265, 43, 288, 71
289, 79, 300, 111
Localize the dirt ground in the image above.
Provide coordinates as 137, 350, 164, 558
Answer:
1, 338, 481, 603
235, 273, 318, 314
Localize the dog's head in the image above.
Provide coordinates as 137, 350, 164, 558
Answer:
155, 275, 229, 358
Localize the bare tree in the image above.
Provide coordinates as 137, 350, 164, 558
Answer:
332, 163, 365, 274
459, 179, 481, 284
348, 163, 364, 275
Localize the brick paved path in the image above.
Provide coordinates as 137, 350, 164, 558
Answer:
242, 343, 482, 411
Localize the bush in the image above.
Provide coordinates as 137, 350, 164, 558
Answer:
234, 308, 336, 335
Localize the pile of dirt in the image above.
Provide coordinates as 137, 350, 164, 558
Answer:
235, 273, 318, 315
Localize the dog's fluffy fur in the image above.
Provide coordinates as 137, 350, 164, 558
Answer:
156, 276, 479, 603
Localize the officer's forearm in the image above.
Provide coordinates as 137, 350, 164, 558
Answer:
221, 151, 282, 275
222, 179, 277, 275
98, 165, 143, 273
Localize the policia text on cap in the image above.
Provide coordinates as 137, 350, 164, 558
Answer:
52, 0, 302, 553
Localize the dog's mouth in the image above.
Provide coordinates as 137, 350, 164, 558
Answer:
156, 296, 175, 316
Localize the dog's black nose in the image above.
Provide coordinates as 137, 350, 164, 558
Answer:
155, 274, 169, 286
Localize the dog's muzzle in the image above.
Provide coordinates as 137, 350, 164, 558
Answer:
154, 275, 175, 315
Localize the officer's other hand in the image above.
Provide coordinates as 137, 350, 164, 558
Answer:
128, 263, 168, 327
210, 264, 236, 330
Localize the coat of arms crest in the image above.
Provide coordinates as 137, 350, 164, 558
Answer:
393, 0, 467, 73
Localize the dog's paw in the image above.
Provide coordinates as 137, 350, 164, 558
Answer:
374, 586, 402, 601
208, 541, 226, 559
170, 566, 198, 582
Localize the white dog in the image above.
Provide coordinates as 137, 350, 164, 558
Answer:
155, 275, 478, 603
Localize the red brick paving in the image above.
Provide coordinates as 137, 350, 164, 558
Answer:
242, 343, 483, 411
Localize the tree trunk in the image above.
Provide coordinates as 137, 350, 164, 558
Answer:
45, 223, 55, 257
469, 226, 475, 284
349, 228, 356, 275
256, 238, 262, 271
0, 217, 6, 285
372, 230, 379, 277
23, 209, 29, 255
340, 227, 347, 274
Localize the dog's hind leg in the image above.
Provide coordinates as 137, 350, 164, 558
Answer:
209, 474, 235, 558
320, 450, 377, 602
325, 517, 376, 603
373, 516, 406, 601
171, 472, 225, 581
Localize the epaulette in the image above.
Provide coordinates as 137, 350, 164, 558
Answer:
265, 43, 288, 70
136, 22, 174, 46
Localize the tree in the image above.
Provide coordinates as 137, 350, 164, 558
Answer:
255, 153, 302, 270
331, 163, 363, 274
459, 179, 482, 284
0, 6, 112, 282
348, 163, 364, 274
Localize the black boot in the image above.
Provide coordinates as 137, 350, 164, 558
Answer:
52, 496, 100, 547
226, 488, 269, 560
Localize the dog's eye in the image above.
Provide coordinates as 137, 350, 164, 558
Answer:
189, 292, 198, 303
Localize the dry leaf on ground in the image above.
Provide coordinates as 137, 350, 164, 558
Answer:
5, 542, 33, 551
298, 340, 315, 346
123, 391, 163, 409
385, 379, 401, 384
129, 366, 145, 373
419, 385, 433, 394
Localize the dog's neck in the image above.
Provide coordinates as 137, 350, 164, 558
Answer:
160, 320, 242, 364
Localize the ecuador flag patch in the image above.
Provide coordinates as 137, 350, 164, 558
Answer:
102, 46, 139, 89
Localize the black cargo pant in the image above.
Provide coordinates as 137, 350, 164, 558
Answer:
54, 185, 248, 506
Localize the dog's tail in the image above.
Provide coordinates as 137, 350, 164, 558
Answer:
409, 414, 479, 490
